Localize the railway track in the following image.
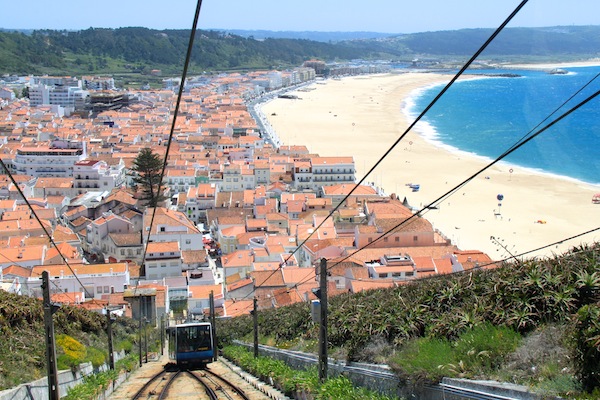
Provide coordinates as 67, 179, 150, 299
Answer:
130, 364, 254, 399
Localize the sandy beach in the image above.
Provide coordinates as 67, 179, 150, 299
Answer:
261, 71, 600, 259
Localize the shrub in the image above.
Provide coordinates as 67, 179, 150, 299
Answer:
573, 304, 600, 393
317, 375, 395, 399
223, 345, 392, 399
390, 324, 521, 383
85, 347, 107, 369
56, 334, 86, 370
63, 368, 119, 400
116, 338, 134, 353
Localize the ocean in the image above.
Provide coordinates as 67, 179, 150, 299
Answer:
405, 66, 600, 185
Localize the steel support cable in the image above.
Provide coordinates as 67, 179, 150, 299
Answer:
0, 248, 63, 292
140, 0, 203, 271
357, 69, 600, 267
0, 158, 94, 298
237, 210, 587, 314
502, 71, 600, 157
284, 0, 531, 262
283, 78, 600, 291
396, 70, 600, 263
472, 226, 600, 271
283, 225, 600, 295
318, 86, 600, 277
238, 0, 530, 301
398, 70, 600, 266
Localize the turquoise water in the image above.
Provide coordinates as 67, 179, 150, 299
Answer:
406, 66, 600, 185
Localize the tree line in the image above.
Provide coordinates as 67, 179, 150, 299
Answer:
2, 25, 599, 75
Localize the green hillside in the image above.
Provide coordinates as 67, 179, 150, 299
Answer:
0, 290, 141, 390
2, 25, 600, 76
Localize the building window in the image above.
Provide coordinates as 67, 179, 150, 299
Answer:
368, 237, 373, 243
96, 287, 102, 293
395, 237, 399, 242
413, 236, 418, 242
384, 237, 388, 242
378, 273, 387, 278
406, 271, 414, 277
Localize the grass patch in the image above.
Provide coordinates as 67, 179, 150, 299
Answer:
390, 323, 521, 383
452, 323, 521, 374
390, 337, 455, 383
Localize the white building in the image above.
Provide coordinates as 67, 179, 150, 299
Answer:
185, 183, 217, 224
144, 207, 204, 251
85, 212, 141, 263
0, 87, 15, 101
82, 76, 116, 90
221, 164, 244, 192
73, 159, 126, 195
28, 262, 130, 300
12, 141, 87, 178
365, 254, 417, 281
292, 156, 355, 191
144, 241, 182, 280
165, 168, 197, 194
29, 79, 89, 115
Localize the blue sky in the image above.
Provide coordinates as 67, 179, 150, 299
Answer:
2, 0, 598, 33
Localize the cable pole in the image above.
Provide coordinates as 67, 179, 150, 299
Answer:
253, 297, 258, 358
42, 271, 59, 400
138, 295, 143, 367
160, 314, 164, 356
107, 309, 114, 370
209, 290, 217, 361
144, 318, 148, 363
318, 258, 328, 382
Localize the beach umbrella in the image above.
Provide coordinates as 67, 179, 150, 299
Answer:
497, 194, 504, 214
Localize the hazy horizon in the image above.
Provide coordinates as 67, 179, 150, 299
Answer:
3, 0, 599, 34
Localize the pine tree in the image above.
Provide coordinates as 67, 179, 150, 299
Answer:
129, 147, 166, 207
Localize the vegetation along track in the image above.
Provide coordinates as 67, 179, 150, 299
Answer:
131, 367, 251, 400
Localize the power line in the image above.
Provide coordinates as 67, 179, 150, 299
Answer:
286, 226, 600, 298
239, 0, 530, 301
272, 50, 600, 296
0, 158, 94, 298
139, 0, 204, 272
289, 0, 530, 264
0, 248, 64, 293
476, 226, 600, 270
323, 85, 600, 274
